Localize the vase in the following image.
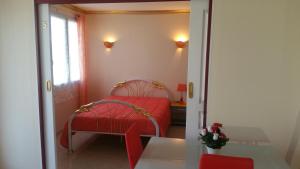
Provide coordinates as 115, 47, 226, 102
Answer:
206, 146, 220, 154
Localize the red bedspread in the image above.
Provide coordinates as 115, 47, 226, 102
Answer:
60, 96, 170, 148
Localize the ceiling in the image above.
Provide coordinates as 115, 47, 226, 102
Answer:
72, 1, 190, 12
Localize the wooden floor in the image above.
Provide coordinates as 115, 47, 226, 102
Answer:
57, 126, 185, 169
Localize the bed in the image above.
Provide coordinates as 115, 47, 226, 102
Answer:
60, 79, 171, 152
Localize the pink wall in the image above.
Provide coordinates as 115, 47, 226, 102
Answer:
85, 13, 189, 102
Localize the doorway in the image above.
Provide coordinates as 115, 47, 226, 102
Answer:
36, 1, 211, 169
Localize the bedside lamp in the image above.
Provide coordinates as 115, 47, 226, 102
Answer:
177, 83, 187, 104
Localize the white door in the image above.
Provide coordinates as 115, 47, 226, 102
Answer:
186, 0, 209, 140
38, 4, 58, 169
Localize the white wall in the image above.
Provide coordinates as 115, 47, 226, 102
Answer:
286, 0, 300, 168
85, 13, 189, 102
208, 0, 294, 156
0, 0, 43, 169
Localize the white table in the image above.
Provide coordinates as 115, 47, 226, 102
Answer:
224, 126, 271, 145
135, 137, 290, 169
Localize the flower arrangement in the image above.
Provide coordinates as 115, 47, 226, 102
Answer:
200, 123, 229, 150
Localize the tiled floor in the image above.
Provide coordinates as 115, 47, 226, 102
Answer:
57, 126, 185, 169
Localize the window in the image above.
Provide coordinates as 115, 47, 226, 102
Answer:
50, 15, 80, 86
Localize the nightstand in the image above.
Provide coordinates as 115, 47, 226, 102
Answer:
170, 102, 186, 126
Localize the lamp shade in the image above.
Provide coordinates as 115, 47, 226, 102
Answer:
104, 41, 114, 48
177, 83, 187, 92
175, 41, 187, 48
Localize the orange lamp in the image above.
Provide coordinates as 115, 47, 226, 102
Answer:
175, 41, 187, 48
104, 41, 114, 48
177, 83, 187, 104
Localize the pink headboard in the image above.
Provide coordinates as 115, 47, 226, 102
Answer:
110, 79, 170, 99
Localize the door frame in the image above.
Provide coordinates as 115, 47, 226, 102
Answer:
35, 0, 189, 4
34, 0, 212, 168
203, 0, 212, 128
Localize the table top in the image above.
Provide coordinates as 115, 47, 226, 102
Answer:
135, 137, 290, 169
223, 126, 271, 145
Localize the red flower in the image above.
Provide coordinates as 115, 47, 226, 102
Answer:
212, 123, 223, 128
211, 126, 219, 133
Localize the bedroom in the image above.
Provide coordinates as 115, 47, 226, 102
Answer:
49, 1, 191, 168
2, 0, 300, 169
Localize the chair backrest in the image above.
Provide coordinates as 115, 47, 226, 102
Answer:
125, 124, 143, 169
199, 154, 254, 169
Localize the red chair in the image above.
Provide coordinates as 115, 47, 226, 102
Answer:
125, 124, 143, 169
199, 154, 254, 169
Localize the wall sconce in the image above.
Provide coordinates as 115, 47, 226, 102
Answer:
104, 41, 114, 48
175, 41, 187, 48
174, 34, 188, 49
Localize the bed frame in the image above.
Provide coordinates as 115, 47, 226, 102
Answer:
110, 79, 170, 98
68, 79, 169, 152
